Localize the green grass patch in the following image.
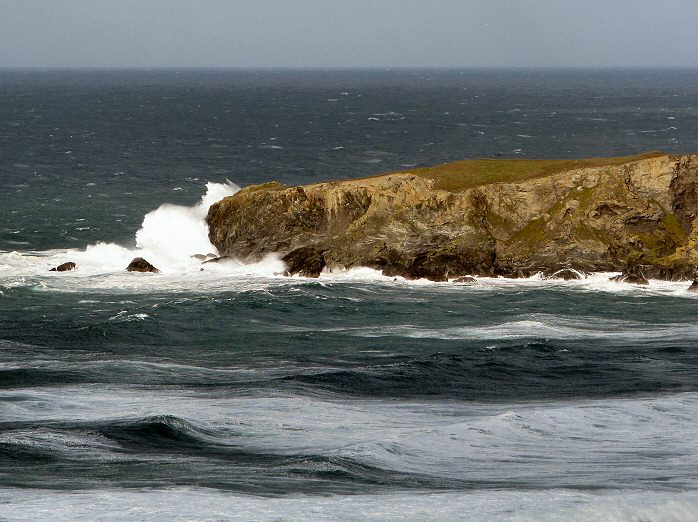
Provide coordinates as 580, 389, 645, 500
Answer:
361, 152, 665, 192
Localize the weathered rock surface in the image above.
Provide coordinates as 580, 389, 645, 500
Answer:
50, 262, 77, 272
126, 257, 159, 273
207, 154, 698, 281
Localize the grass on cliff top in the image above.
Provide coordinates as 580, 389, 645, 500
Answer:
380, 151, 665, 192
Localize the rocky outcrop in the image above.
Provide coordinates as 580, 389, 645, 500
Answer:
49, 262, 77, 272
207, 154, 698, 281
126, 257, 159, 273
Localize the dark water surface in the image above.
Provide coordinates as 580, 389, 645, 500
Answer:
1, 69, 698, 521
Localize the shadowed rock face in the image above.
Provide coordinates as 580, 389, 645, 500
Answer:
207, 154, 698, 281
281, 246, 327, 278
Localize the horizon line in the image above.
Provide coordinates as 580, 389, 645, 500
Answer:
1, 65, 698, 72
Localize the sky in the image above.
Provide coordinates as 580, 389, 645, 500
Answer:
1, 0, 697, 68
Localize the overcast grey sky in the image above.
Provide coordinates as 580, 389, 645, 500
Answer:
1, 0, 697, 68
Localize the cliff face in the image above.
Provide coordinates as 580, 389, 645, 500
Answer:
207, 154, 698, 280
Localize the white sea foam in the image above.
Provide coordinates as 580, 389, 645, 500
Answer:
1, 488, 697, 522
134, 180, 239, 263
345, 316, 698, 341
0, 180, 289, 290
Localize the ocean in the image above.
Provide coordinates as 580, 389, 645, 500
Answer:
1, 68, 698, 521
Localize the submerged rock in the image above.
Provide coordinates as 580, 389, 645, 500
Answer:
609, 265, 649, 285
546, 268, 586, 281
453, 276, 477, 284
207, 153, 698, 281
193, 253, 219, 262
614, 273, 649, 285
126, 257, 159, 273
49, 261, 77, 272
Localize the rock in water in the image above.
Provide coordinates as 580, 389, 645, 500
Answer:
547, 268, 585, 280
49, 262, 77, 272
609, 265, 649, 285
688, 279, 698, 292
453, 276, 477, 284
621, 272, 650, 285
192, 253, 219, 262
126, 257, 160, 273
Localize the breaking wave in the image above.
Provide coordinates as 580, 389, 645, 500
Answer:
1, 181, 698, 298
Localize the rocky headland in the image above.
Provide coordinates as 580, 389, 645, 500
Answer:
207, 152, 698, 281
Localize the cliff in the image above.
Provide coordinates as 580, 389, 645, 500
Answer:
207, 153, 698, 281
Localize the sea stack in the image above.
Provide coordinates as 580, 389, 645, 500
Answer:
207, 153, 698, 282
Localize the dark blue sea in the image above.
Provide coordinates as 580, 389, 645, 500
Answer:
1, 69, 698, 521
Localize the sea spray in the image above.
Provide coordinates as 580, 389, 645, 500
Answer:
69, 180, 241, 273
135, 180, 240, 263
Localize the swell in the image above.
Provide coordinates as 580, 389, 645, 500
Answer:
2, 337, 697, 400
0, 415, 467, 493
2, 391, 698, 494
276, 344, 698, 400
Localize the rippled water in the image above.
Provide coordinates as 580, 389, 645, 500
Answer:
2, 69, 698, 521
